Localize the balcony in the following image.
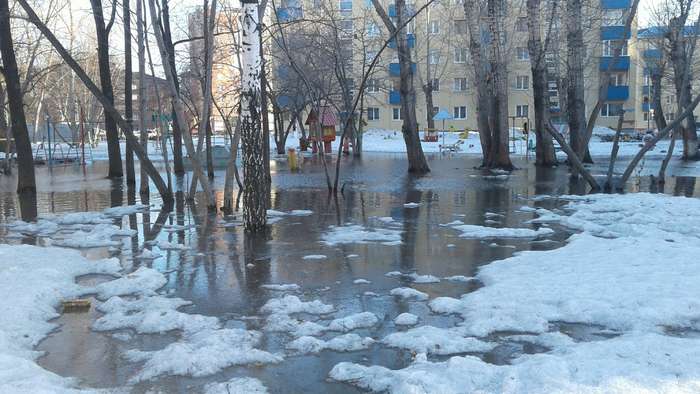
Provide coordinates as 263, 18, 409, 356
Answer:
388, 3, 415, 17
389, 90, 401, 104
388, 33, 415, 49
642, 102, 654, 112
600, 56, 630, 71
601, 26, 631, 40
605, 85, 630, 101
388, 62, 417, 76
601, 0, 630, 9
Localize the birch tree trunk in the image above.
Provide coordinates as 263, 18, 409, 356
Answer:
124, 0, 136, 186
90, 0, 123, 178
0, 0, 35, 194
526, 0, 556, 165
240, 0, 267, 231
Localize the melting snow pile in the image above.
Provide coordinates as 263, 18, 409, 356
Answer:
0, 245, 121, 392
2, 204, 147, 248
442, 220, 553, 239
330, 193, 700, 393
321, 224, 402, 245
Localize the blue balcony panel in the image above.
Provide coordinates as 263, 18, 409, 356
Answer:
339, 1, 352, 10
388, 62, 417, 76
549, 107, 561, 113
388, 4, 396, 17
606, 85, 630, 101
600, 56, 630, 71
642, 102, 654, 112
601, 0, 630, 9
389, 90, 401, 104
388, 33, 415, 48
601, 26, 631, 40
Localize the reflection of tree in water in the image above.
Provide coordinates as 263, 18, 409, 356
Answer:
673, 176, 697, 197
400, 178, 423, 272
243, 230, 272, 313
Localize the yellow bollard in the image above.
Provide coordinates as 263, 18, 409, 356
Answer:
288, 147, 298, 171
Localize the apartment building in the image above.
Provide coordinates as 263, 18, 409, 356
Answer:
273, 0, 674, 133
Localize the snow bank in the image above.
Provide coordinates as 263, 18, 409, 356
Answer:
329, 193, 700, 393
0, 245, 120, 392
95, 266, 166, 299
321, 224, 402, 245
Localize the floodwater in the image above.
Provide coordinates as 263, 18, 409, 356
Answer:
0, 152, 698, 393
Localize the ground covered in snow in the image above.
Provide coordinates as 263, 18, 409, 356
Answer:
330, 193, 700, 393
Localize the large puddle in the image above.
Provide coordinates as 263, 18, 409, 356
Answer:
1, 154, 698, 392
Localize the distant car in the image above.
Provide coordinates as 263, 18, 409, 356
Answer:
642, 129, 655, 144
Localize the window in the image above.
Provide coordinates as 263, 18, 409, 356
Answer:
516, 47, 529, 61
601, 103, 623, 117
429, 49, 440, 64
548, 80, 558, 92
365, 50, 377, 63
608, 73, 626, 86
516, 104, 529, 118
454, 20, 467, 34
432, 106, 439, 116
366, 78, 380, 93
516, 75, 529, 90
339, 20, 353, 33
454, 48, 468, 63
454, 106, 467, 119
643, 74, 651, 86
453, 77, 468, 91
603, 40, 628, 57
516, 17, 528, 32
367, 107, 380, 120
643, 111, 649, 121
429, 20, 439, 34
602, 9, 624, 26
366, 22, 380, 37
431, 78, 440, 91
392, 107, 402, 120
339, 0, 352, 11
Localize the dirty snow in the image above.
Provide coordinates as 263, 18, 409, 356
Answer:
287, 334, 374, 354
204, 377, 268, 394
389, 287, 429, 301
327, 312, 379, 332
443, 220, 553, 238
393, 313, 419, 326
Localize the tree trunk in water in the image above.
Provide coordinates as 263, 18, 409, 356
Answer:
222, 117, 241, 212
90, 0, 123, 178
206, 120, 214, 177
147, 0, 213, 207
240, 0, 267, 231
565, 0, 586, 161
485, 0, 513, 169
161, 0, 184, 175
670, 42, 699, 160
526, 0, 556, 166
259, 25, 271, 208
396, 0, 429, 173
0, 0, 35, 193
124, 0, 136, 186
137, 0, 150, 195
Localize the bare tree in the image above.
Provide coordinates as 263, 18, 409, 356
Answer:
0, 0, 35, 195
90, 0, 123, 178
124, 0, 136, 186
526, 0, 557, 165
372, 0, 430, 173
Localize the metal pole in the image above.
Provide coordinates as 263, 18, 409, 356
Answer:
46, 114, 52, 167
80, 106, 86, 165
